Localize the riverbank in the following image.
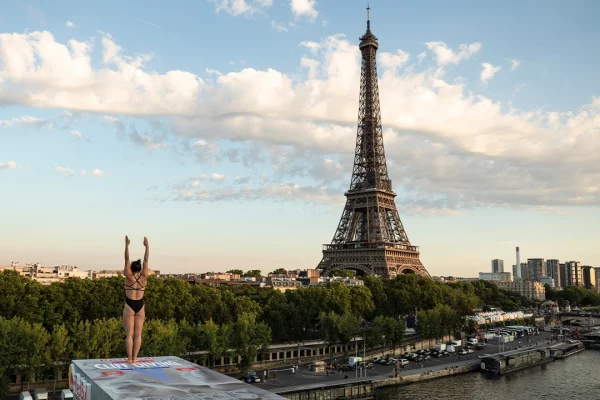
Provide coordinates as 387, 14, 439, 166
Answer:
270, 359, 480, 399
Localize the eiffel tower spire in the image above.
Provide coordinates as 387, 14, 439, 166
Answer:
317, 8, 430, 279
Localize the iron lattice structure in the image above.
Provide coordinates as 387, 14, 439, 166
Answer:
317, 11, 430, 279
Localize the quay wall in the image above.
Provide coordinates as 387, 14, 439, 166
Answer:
373, 362, 480, 388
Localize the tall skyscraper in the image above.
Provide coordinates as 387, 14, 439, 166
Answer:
559, 263, 566, 289
564, 261, 583, 287
582, 266, 596, 290
520, 263, 529, 280
547, 259, 561, 288
527, 258, 546, 282
491, 259, 504, 274
515, 247, 521, 279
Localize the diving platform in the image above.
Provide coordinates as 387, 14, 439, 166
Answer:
68, 356, 286, 400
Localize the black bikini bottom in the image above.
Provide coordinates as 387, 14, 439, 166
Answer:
125, 296, 145, 314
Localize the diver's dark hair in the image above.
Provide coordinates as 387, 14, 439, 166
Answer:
131, 259, 142, 273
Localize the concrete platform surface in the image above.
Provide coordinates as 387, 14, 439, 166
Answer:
70, 356, 286, 400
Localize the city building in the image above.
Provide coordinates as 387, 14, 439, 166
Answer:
540, 276, 555, 287
595, 267, 600, 291
515, 247, 521, 279
265, 277, 303, 292
479, 272, 511, 281
526, 258, 546, 282
495, 280, 545, 300
559, 263, 566, 289
0, 262, 34, 278
432, 276, 479, 283
520, 263, 529, 280
491, 259, 504, 273
0, 263, 91, 285
582, 266, 597, 290
563, 261, 583, 287
546, 259, 561, 288
315, 277, 365, 286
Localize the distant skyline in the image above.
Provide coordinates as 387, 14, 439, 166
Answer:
1, 0, 600, 276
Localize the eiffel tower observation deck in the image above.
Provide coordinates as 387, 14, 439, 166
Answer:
317, 7, 431, 280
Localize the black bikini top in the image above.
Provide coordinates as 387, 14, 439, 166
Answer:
125, 272, 145, 291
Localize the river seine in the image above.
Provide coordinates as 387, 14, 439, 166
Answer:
376, 350, 600, 400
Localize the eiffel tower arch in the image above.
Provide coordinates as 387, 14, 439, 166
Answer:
317, 8, 430, 280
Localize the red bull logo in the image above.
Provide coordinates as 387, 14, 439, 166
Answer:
70, 372, 91, 400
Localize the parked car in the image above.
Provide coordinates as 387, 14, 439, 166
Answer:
398, 359, 409, 366
476, 343, 486, 350
242, 371, 261, 383
458, 349, 468, 355
365, 362, 374, 369
466, 349, 474, 354
19, 392, 33, 400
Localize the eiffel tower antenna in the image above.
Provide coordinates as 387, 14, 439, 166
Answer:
316, 8, 430, 279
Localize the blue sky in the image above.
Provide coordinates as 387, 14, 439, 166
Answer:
1, 0, 600, 276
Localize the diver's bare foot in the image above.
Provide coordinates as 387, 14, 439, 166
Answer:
127, 358, 133, 363
132, 358, 138, 363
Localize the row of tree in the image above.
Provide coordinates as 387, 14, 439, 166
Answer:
544, 284, 600, 307
0, 271, 547, 345
0, 314, 271, 395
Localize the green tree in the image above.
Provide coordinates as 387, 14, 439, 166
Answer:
365, 316, 386, 349
243, 270, 263, 279
141, 319, 189, 357
383, 317, 405, 352
23, 322, 50, 390
330, 269, 355, 278
199, 319, 225, 367
349, 286, 375, 319
49, 324, 71, 393
270, 268, 287, 275
229, 313, 271, 373
336, 312, 360, 352
226, 269, 244, 275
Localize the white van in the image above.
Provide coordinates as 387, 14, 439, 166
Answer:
468, 338, 478, 345
61, 389, 74, 399
19, 392, 34, 400
32, 388, 48, 400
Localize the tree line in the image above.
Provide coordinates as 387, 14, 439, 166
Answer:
0, 270, 565, 395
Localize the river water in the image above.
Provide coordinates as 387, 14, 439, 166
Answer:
376, 350, 600, 400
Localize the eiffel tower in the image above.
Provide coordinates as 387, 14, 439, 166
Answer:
317, 7, 430, 280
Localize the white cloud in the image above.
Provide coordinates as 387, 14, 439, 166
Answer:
80, 169, 104, 177
55, 166, 74, 176
0, 161, 17, 170
417, 52, 427, 63
424, 41, 481, 66
0, 116, 52, 128
510, 59, 520, 71
174, 180, 341, 206
2, 31, 600, 212
290, 0, 318, 20
480, 63, 501, 83
70, 129, 82, 138
0, 31, 203, 115
210, 0, 271, 16
66, 21, 75, 28
300, 40, 320, 53
211, 173, 226, 182
378, 50, 410, 71
271, 21, 288, 32
255, 0, 273, 6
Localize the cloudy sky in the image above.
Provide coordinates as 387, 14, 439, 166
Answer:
1, 0, 600, 276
